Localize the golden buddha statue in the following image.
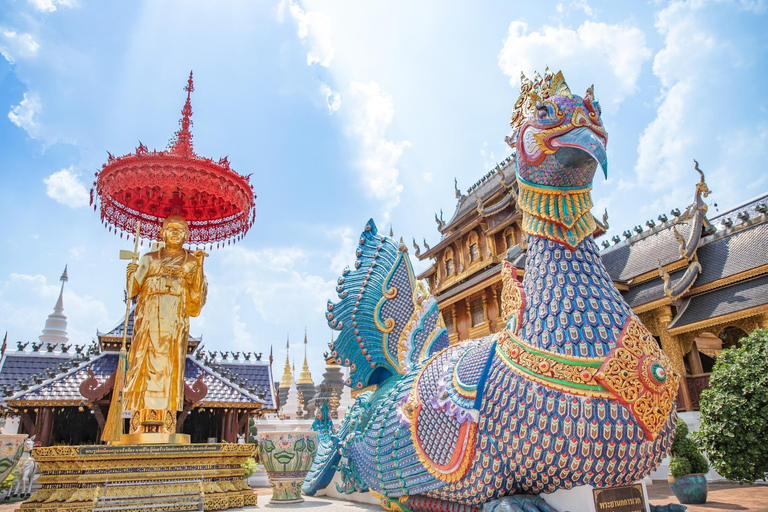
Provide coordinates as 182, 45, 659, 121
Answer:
122, 215, 207, 443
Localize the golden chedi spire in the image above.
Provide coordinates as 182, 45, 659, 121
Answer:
297, 329, 315, 385
279, 335, 293, 389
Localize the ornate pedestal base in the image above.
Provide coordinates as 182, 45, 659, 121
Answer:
21, 443, 258, 512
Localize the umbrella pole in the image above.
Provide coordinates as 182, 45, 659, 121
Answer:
101, 220, 141, 444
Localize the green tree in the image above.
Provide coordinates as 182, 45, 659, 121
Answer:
696, 327, 768, 484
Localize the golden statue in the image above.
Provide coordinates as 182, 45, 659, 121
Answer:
121, 215, 207, 443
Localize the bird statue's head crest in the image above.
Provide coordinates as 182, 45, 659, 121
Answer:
508, 68, 608, 188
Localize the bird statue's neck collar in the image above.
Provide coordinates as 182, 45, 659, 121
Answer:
517, 175, 596, 250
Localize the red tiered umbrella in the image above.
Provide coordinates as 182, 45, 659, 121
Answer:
91, 71, 256, 248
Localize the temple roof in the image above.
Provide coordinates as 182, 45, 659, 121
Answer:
97, 306, 201, 352
2, 352, 271, 409
668, 274, 768, 333
444, 163, 515, 232
420, 159, 517, 259
694, 221, 768, 286
0, 351, 77, 389
600, 221, 694, 282
435, 262, 504, 303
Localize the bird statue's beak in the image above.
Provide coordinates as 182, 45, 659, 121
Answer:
551, 126, 608, 179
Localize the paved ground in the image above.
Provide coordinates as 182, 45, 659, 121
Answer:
646, 481, 768, 512
0, 482, 765, 511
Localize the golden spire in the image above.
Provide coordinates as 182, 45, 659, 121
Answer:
279, 335, 293, 389
297, 328, 314, 385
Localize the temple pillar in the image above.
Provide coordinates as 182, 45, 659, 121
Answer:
757, 312, 768, 330
463, 298, 472, 340
37, 407, 54, 447
687, 341, 704, 375
656, 307, 685, 375
222, 409, 237, 443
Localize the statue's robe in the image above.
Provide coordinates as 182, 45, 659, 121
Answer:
124, 248, 207, 412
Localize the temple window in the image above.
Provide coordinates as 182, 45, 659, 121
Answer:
445, 313, 455, 335
504, 228, 514, 250
470, 298, 485, 327
470, 243, 479, 262
445, 247, 456, 276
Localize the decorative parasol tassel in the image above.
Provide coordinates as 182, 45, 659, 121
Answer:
101, 220, 141, 444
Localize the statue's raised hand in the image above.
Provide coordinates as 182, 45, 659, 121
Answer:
193, 250, 208, 267
126, 262, 138, 278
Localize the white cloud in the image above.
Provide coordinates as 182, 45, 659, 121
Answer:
43, 166, 90, 208
27, 0, 77, 13
0, 30, 39, 64
634, 0, 768, 209
282, 0, 334, 67
422, 172, 433, 183
321, 83, 341, 113
0, 272, 109, 345
345, 81, 410, 223
498, 20, 651, 113
218, 245, 336, 327
231, 304, 253, 351
325, 226, 356, 276
8, 92, 42, 138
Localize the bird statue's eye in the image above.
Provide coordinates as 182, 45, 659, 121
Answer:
537, 107, 548, 119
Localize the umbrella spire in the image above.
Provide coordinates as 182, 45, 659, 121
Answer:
170, 70, 195, 158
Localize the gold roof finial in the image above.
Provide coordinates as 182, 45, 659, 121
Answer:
297, 328, 314, 385
279, 334, 293, 389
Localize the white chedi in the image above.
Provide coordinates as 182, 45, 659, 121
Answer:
283, 375, 301, 420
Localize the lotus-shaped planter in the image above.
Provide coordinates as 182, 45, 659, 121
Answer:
257, 431, 318, 504
0, 435, 27, 486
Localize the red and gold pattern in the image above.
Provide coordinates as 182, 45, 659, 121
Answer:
594, 318, 679, 441
496, 329, 610, 398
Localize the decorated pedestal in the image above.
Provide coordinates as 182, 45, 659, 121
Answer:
0, 434, 27, 484
258, 431, 318, 504
20, 443, 257, 512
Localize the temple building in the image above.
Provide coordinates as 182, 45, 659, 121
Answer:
0, 278, 276, 446
599, 172, 768, 412
273, 333, 345, 420
418, 157, 768, 413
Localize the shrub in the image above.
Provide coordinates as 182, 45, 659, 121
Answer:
696, 328, 768, 484
669, 418, 709, 478
0, 472, 16, 492
242, 457, 257, 478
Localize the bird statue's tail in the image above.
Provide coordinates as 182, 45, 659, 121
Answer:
325, 219, 450, 391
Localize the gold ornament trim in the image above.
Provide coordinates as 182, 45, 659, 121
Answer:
517, 178, 596, 250
594, 318, 679, 441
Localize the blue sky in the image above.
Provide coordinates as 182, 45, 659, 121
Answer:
1, 0, 766, 382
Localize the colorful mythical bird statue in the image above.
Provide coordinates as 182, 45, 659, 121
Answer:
307, 70, 679, 512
